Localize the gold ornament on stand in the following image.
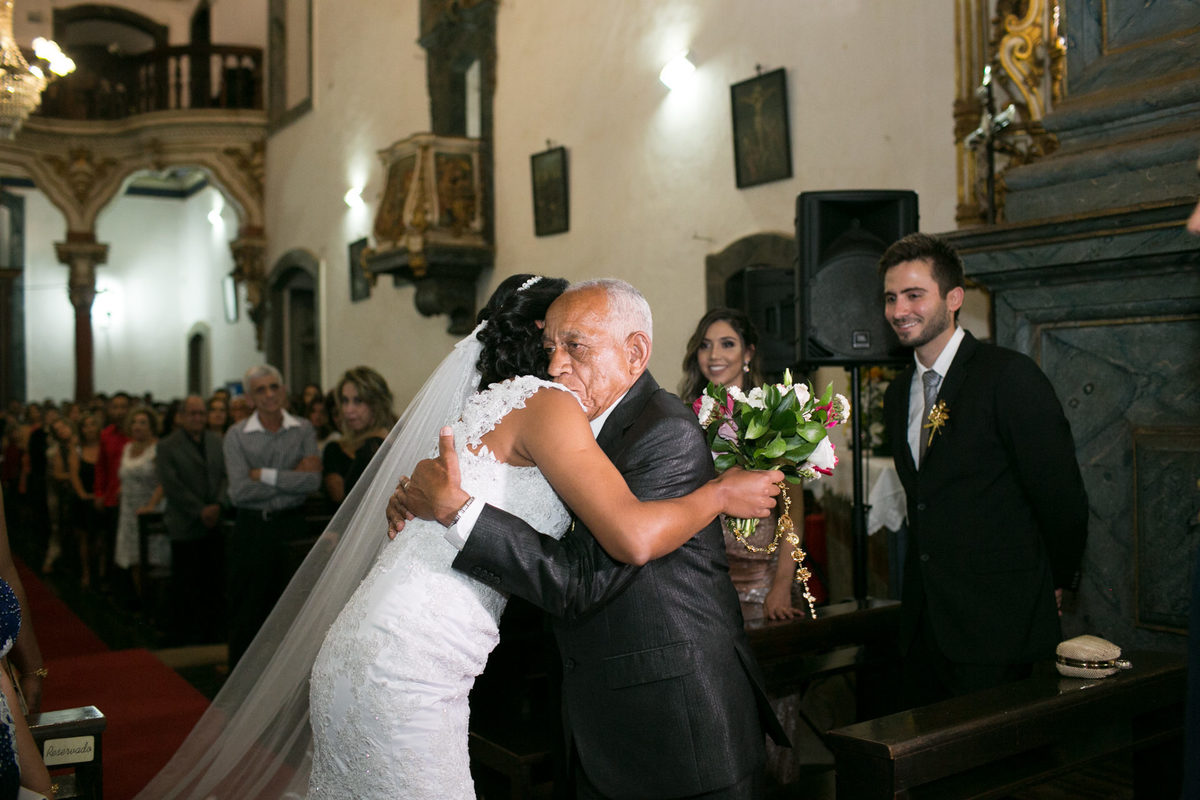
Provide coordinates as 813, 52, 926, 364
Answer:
728, 482, 817, 620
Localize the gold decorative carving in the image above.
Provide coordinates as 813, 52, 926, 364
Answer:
230, 234, 267, 349
43, 149, 119, 207
223, 140, 266, 201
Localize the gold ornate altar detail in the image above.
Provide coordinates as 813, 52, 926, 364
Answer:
955, 0, 1066, 225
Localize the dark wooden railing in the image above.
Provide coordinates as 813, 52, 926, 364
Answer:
36, 44, 264, 121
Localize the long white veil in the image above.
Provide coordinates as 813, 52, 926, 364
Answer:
135, 328, 484, 799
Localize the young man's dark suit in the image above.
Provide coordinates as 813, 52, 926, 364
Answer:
883, 330, 1088, 699
156, 426, 227, 641
454, 371, 786, 798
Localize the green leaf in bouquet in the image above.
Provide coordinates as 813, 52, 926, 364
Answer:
817, 382, 834, 407
710, 436, 735, 453
744, 416, 769, 440
713, 453, 739, 473
760, 434, 787, 459
765, 383, 781, 408
786, 441, 817, 462
797, 420, 827, 442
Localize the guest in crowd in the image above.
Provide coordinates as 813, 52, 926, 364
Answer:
157, 396, 227, 645
228, 394, 253, 426
306, 395, 338, 452
0, 486, 48, 720
93, 392, 132, 590
680, 308, 805, 620
297, 382, 323, 415
159, 399, 182, 438
207, 396, 229, 435
223, 365, 320, 668
113, 406, 165, 603
322, 367, 396, 506
680, 307, 807, 787
44, 419, 78, 575
879, 233, 1088, 707
0, 491, 53, 797
17, 404, 50, 567
69, 414, 102, 590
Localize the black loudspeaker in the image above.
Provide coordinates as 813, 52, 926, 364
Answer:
795, 190, 918, 366
725, 266, 796, 375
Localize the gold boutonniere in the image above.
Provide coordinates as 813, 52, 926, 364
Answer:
924, 400, 949, 446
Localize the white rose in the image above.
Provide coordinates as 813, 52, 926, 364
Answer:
833, 393, 851, 422
793, 384, 811, 406
727, 386, 747, 404
696, 395, 718, 428
744, 387, 767, 410
804, 437, 838, 476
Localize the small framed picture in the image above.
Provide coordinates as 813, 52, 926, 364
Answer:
222, 275, 239, 323
348, 237, 371, 302
730, 68, 793, 188
531, 146, 569, 236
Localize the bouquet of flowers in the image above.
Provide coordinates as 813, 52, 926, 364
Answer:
693, 370, 850, 617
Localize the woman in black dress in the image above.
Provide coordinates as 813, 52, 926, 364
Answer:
321, 367, 397, 506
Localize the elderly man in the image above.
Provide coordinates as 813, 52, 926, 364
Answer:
392, 279, 785, 799
157, 395, 227, 644
223, 366, 320, 668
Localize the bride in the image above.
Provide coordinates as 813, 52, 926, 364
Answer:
135, 273, 778, 799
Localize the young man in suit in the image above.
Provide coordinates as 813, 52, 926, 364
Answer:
879, 233, 1088, 707
392, 279, 786, 799
156, 395, 227, 643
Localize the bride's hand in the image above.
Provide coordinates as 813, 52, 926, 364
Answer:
713, 467, 783, 519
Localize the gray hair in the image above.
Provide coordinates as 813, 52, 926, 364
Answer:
243, 364, 283, 390
567, 278, 653, 342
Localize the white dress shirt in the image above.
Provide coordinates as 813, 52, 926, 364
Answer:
907, 326, 965, 467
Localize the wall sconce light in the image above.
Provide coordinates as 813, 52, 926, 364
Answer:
659, 50, 696, 90
344, 186, 365, 209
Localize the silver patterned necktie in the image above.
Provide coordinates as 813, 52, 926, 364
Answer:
919, 369, 941, 466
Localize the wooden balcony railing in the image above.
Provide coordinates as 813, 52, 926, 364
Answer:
36, 44, 264, 121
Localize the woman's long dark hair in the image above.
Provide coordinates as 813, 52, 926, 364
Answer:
475, 274, 569, 390
678, 307, 763, 403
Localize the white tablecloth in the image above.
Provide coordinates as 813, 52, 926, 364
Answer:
867, 461, 906, 534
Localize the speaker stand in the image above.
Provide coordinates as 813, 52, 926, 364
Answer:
847, 365, 870, 601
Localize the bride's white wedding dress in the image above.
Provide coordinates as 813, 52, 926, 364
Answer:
307, 375, 573, 799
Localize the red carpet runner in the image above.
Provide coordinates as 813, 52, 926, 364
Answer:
16, 561, 210, 800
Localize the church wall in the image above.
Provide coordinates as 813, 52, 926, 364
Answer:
267, 0, 958, 412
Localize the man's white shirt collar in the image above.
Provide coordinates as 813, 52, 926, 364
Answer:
243, 409, 304, 433
589, 390, 630, 438
916, 326, 966, 380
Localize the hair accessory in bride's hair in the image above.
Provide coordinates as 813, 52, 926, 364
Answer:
517, 276, 543, 293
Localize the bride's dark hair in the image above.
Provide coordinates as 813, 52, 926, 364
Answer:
475, 274, 569, 390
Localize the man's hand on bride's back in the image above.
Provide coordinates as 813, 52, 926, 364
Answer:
386, 427, 471, 539
713, 467, 784, 520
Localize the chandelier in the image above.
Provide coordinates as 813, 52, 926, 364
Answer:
0, 0, 74, 138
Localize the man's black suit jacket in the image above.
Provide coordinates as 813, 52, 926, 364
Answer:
156, 428, 227, 542
883, 331, 1088, 665
453, 371, 784, 797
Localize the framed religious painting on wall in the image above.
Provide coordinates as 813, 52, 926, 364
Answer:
531, 146, 569, 236
730, 68, 792, 188
348, 237, 371, 302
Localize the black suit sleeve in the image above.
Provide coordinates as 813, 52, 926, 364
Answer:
453, 398, 711, 619
157, 438, 206, 518
993, 354, 1088, 588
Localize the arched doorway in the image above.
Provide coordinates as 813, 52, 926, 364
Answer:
705, 232, 797, 376
265, 250, 320, 399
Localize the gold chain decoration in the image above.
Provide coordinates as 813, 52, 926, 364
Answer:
725, 517, 785, 554
775, 482, 817, 619
724, 482, 818, 619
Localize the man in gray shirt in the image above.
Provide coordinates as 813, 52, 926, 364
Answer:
223, 365, 320, 668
